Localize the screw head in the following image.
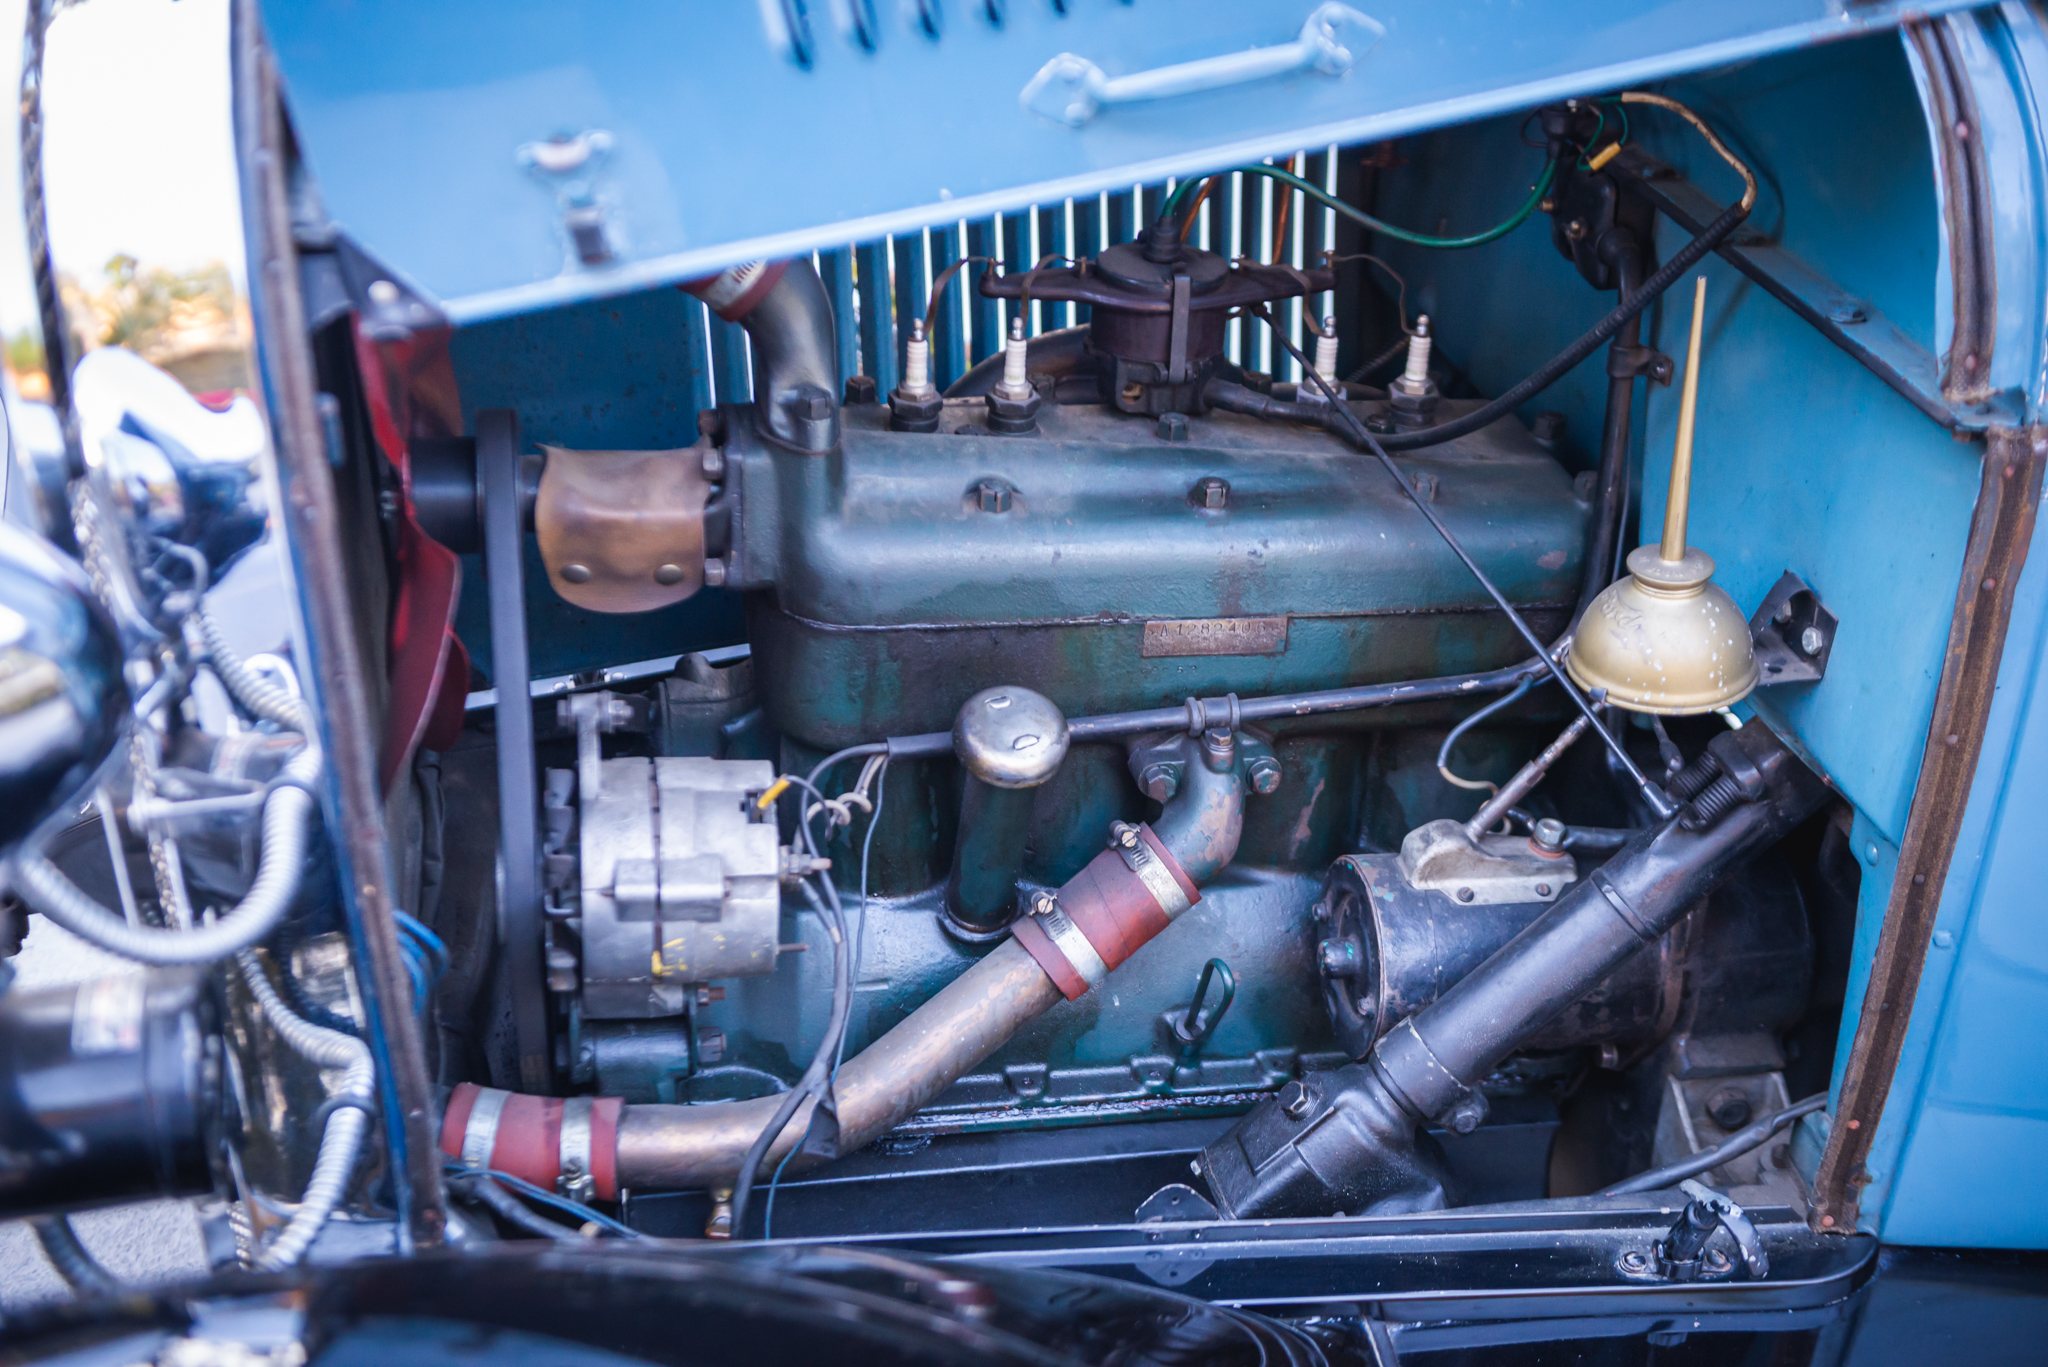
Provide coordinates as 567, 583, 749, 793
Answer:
1455, 887, 1475, 904
1029, 890, 1057, 917
1620, 1250, 1650, 1273
1535, 883, 1552, 898
1192, 476, 1230, 510
1565, 218, 1588, 241
977, 480, 1013, 514
1800, 625, 1825, 655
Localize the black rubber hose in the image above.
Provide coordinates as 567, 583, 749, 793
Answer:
1577, 241, 1646, 618
32, 1215, 120, 1294
1599, 1093, 1827, 1195
451, 1172, 579, 1240
1370, 196, 1750, 452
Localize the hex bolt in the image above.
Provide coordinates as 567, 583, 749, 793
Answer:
1316, 938, 1360, 978
843, 374, 879, 405
1193, 476, 1230, 510
1444, 1093, 1488, 1135
1247, 756, 1283, 795
977, 480, 1013, 514
1278, 1079, 1314, 1121
1157, 412, 1190, 442
703, 558, 728, 587
1139, 763, 1180, 802
1531, 817, 1568, 853
1707, 1088, 1753, 1131
800, 392, 834, 421
1800, 625, 1825, 655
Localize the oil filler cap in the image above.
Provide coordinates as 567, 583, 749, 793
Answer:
953, 685, 1070, 789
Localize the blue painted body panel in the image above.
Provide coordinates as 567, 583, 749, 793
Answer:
261, 0, 1979, 322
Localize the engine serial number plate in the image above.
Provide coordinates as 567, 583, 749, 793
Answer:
1142, 616, 1290, 658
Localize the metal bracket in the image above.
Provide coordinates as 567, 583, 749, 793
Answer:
1166, 266, 1192, 384
1612, 144, 2021, 431
1749, 570, 1837, 686
1607, 343, 1674, 386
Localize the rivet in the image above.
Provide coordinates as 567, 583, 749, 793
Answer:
1982, 577, 1997, 591
654, 563, 685, 585
1946, 733, 1960, 746
1846, 1118, 1860, 1130
1912, 873, 1927, 885
1821, 1215, 1836, 1227
367, 279, 400, 306
562, 563, 592, 584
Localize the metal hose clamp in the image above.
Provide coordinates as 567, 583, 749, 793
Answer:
1029, 889, 1108, 989
460, 1086, 510, 1170
559, 1096, 596, 1203
1108, 821, 1192, 920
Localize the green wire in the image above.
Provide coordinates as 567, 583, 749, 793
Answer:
1164, 157, 1557, 251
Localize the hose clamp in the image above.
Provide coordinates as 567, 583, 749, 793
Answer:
1108, 821, 1192, 920
559, 1096, 595, 1203
460, 1086, 510, 1170
1029, 889, 1108, 990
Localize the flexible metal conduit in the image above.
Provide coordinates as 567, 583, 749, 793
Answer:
237, 950, 374, 1269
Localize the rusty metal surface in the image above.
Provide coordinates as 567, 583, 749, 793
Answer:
535, 444, 711, 613
1907, 18, 1999, 408
1810, 426, 2047, 1233
614, 938, 1063, 1188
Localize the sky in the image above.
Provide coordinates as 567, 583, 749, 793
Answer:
0, 0, 246, 345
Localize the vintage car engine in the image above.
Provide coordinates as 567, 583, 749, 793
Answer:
397, 159, 1843, 1240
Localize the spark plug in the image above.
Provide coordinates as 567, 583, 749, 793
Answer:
984, 315, 1042, 435
889, 317, 943, 432
1302, 315, 1341, 404
1388, 314, 1440, 430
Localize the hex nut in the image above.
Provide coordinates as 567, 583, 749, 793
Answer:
1707, 1088, 1753, 1131
985, 387, 1041, 435
890, 387, 944, 433
1157, 412, 1190, 442
843, 374, 880, 405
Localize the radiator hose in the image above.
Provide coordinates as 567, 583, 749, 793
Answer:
444, 732, 1250, 1207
